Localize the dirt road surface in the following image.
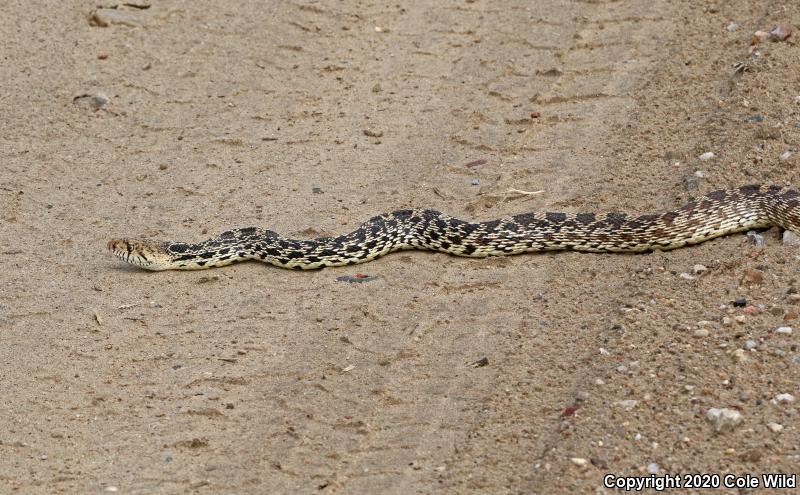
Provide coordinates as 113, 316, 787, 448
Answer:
1, 1, 798, 493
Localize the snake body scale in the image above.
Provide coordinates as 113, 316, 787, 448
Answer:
108, 184, 800, 271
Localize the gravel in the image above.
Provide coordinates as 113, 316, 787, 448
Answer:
706, 408, 743, 432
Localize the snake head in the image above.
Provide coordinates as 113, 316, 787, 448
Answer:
107, 238, 174, 271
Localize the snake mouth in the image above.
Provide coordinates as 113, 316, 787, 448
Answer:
107, 239, 168, 270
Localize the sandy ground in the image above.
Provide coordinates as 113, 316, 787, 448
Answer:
1, 0, 799, 493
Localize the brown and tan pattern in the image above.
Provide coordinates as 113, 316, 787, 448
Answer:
109, 184, 800, 270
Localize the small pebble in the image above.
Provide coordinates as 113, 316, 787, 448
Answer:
733, 297, 747, 308
706, 408, 743, 432
312, 187, 323, 194
694, 170, 706, 178
336, 274, 377, 283
746, 231, 765, 248
732, 349, 748, 362
769, 24, 793, 41
694, 328, 710, 338
735, 315, 747, 324
104, 488, 119, 493
594, 378, 605, 386
746, 114, 764, 123
773, 393, 795, 404
744, 270, 764, 284
743, 305, 759, 315
780, 150, 792, 161
743, 339, 758, 350
618, 399, 638, 410
722, 316, 733, 326
647, 463, 660, 474
775, 326, 793, 335
363, 129, 383, 138
698, 151, 716, 161
471, 179, 480, 186
692, 264, 707, 274
783, 231, 800, 246
679, 273, 695, 280
570, 457, 588, 467
73, 93, 109, 110
752, 30, 771, 43
767, 422, 783, 433
726, 22, 739, 32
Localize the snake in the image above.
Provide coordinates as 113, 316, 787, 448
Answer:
108, 184, 800, 271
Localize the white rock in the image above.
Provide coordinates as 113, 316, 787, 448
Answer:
773, 393, 795, 404
694, 170, 706, 178
694, 328, 710, 338
698, 152, 716, 161
104, 488, 119, 493
775, 326, 793, 335
618, 399, 638, 410
73, 93, 109, 110
647, 463, 660, 474
783, 231, 800, 246
743, 339, 757, 350
722, 316, 733, 326
767, 422, 784, 433
732, 348, 748, 362
679, 273, 695, 280
570, 457, 588, 467
693, 264, 708, 274
706, 408, 743, 432
780, 150, 792, 161
726, 22, 739, 32
747, 231, 765, 248
594, 378, 605, 386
